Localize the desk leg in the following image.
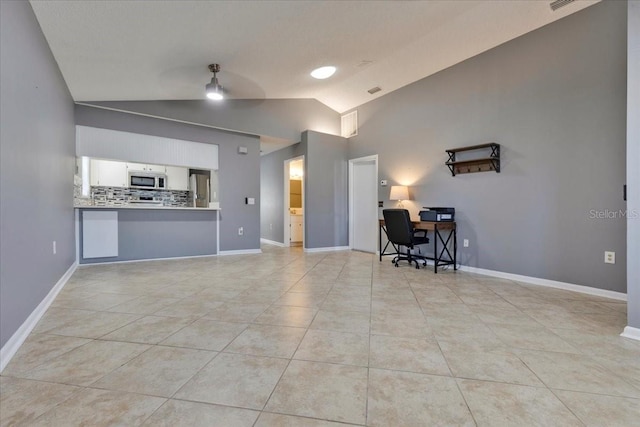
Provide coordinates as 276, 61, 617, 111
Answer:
434, 225, 438, 274
453, 228, 457, 271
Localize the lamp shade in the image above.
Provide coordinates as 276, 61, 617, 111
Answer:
389, 185, 409, 201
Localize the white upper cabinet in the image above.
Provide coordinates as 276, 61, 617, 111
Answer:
146, 164, 166, 173
125, 162, 146, 172
90, 159, 127, 187
165, 166, 189, 191
126, 163, 166, 173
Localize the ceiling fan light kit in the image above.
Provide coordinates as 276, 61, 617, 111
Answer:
205, 63, 224, 100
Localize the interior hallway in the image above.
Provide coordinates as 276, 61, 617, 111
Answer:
1, 245, 638, 426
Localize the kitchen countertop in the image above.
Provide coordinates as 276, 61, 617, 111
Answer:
75, 205, 220, 211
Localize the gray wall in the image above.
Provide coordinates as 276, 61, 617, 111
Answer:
303, 131, 349, 249
0, 1, 76, 348
628, 1, 640, 329
84, 99, 340, 144
75, 105, 261, 252
78, 209, 218, 264
260, 143, 305, 244
348, 2, 628, 292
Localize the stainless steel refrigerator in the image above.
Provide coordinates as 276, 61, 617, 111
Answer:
190, 173, 210, 208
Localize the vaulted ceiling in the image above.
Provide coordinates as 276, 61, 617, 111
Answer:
30, 0, 598, 114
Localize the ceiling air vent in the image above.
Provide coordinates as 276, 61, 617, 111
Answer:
550, 0, 575, 11
368, 86, 382, 95
341, 110, 358, 138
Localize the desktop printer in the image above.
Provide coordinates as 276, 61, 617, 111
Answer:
419, 207, 455, 222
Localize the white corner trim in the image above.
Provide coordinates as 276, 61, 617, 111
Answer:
218, 249, 262, 256
621, 326, 640, 341
460, 265, 627, 301
304, 246, 350, 253
260, 238, 287, 247
0, 262, 78, 373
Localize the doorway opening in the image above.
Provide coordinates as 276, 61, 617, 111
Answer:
284, 156, 304, 248
349, 155, 378, 253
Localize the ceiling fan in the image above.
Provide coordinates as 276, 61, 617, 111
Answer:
205, 63, 224, 100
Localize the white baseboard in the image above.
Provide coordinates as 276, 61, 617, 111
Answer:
260, 238, 287, 247
621, 326, 640, 341
304, 246, 350, 253
0, 262, 78, 373
218, 249, 262, 256
460, 265, 627, 301
79, 253, 218, 266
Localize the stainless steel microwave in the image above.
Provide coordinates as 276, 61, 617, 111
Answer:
128, 172, 167, 190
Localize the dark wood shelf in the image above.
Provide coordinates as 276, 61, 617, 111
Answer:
445, 143, 498, 153
445, 143, 500, 176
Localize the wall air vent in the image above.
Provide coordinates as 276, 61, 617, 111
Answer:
341, 110, 358, 138
368, 86, 382, 95
550, 0, 575, 11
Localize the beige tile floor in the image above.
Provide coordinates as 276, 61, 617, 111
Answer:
1, 245, 639, 426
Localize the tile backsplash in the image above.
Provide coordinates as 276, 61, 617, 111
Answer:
75, 184, 191, 207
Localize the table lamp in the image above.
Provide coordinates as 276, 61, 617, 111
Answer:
389, 185, 409, 208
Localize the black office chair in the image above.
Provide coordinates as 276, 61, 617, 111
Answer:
383, 209, 429, 269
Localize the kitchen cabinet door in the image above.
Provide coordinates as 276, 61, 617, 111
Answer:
126, 162, 146, 172
83, 210, 118, 258
165, 166, 189, 191
146, 164, 166, 173
290, 215, 303, 242
91, 159, 127, 187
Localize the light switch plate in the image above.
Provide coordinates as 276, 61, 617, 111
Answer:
246, 197, 255, 205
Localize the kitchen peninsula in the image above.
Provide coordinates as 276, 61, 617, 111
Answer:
75, 160, 220, 264
76, 206, 219, 264
74, 125, 221, 264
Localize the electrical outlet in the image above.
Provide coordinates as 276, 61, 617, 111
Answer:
463, 239, 469, 248
52, 241, 57, 254
380, 180, 388, 186
238, 227, 244, 236
604, 251, 615, 264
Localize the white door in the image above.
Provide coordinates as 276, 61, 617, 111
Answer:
351, 159, 377, 252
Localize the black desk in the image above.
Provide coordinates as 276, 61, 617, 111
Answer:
379, 219, 457, 273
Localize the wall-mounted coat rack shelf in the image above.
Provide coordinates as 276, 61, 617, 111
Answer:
445, 143, 500, 176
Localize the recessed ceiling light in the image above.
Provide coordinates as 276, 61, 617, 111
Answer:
310, 66, 336, 79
